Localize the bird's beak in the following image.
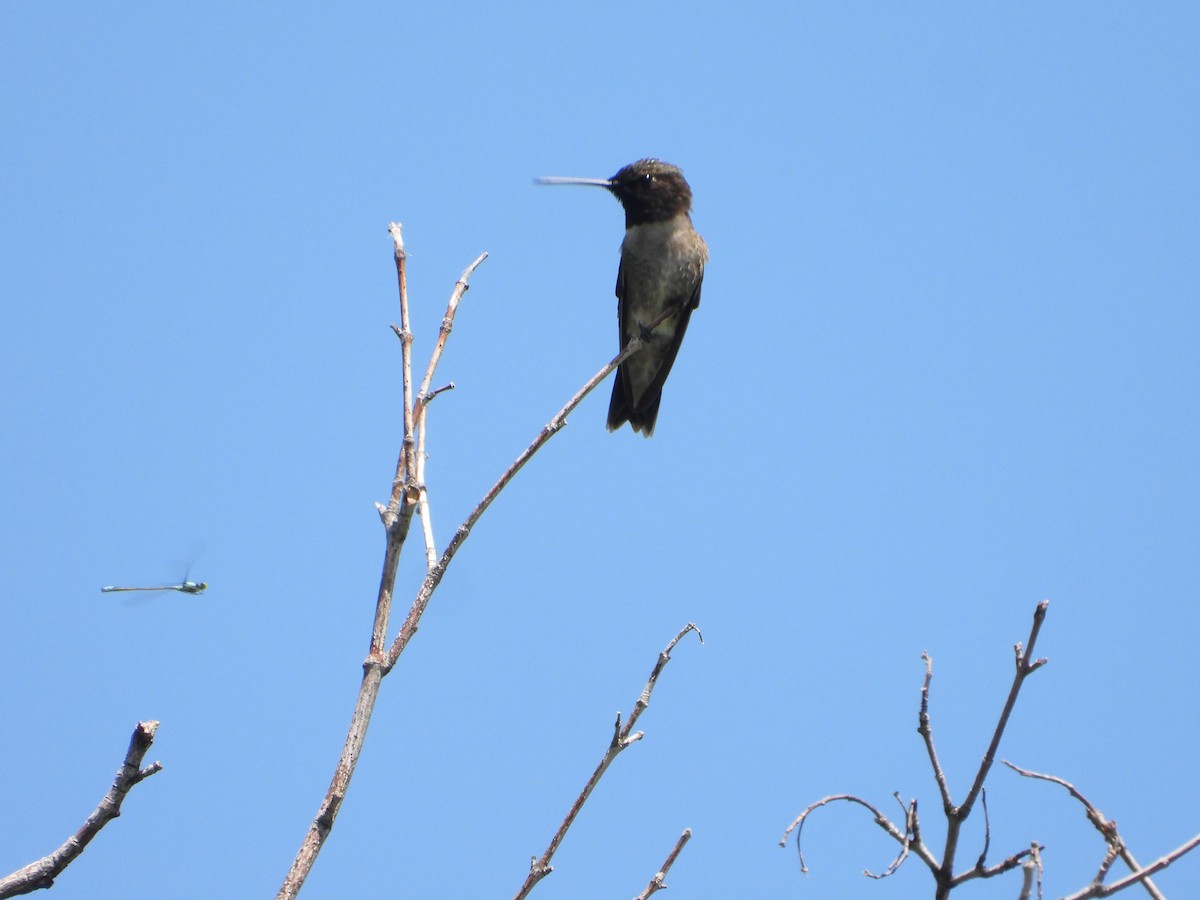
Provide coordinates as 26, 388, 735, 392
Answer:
535, 176, 613, 188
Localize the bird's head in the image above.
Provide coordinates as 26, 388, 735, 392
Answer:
537, 158, 694, 227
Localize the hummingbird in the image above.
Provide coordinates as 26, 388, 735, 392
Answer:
538, 159, 707, 437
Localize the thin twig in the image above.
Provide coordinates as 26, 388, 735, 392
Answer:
779, 794, 930, 875
862, 796, 916, 879
411, 256, 484, 571
514, 624, 703, 899
1059, 833, 1200, 900
976, 787, 991, 869
917, 650, 954, 813
960, 600, 1049, 816
373, 224, 420, 656
277, 235, 485, 900
0, 721, 163, 899
424, 381, 456, 404
415, 401, 437, 571
382, 302, 682, 674
910, 797, 932, 871
279, 237, 680, 897
946, 844, 1040, 890
786, 602, 1054, 898
415, 379, 455, 568
633, 828, 693, 899
416, 256, 486, 419
388, 222, 418, 514
934, 600, 1049, 898
1002, 761, 1167, 900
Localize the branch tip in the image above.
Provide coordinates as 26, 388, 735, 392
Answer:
387, 222, 404, 256
0, 720, 164, 897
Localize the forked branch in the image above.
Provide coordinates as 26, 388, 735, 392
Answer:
1058, 833, 1200, 900
0, 721, 163, 899
779, 793, 926, 877
381, 300, 686, 675
1003, 761, 1189, 900
783, 602, 1051, 897
784, 600, 1199, 897
514, 624, 703, 899
277, 228, 485, 900
277, 226, 691, 899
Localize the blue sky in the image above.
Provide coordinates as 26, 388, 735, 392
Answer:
2, 3, 1198, 898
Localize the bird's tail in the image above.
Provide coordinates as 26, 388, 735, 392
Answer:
606, 368, 659, 437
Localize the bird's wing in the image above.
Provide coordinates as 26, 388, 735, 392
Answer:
617, 271, 703, 415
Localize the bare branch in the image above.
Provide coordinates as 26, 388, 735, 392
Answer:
1003, 761, 1168, 900
373, 225, 422, 657
632, 828, 692, 899
422, 381, 456, 405
933, 600, 1049, 894
514, 624, 703, 899
787, 601, 1200, 897
411, 256, 484, 571
415, 399, 438, 572
917, 650, 954, 814
779, 793, 923, 876
624, 622, 703, 740
946, 843, 1040, 890
1017, 843, 1042, 900
382, 302, 682, 675
790, 602, 1055, 898
861, 796, 916, 879
387, 222, 418, 516
277, 236, 486, 900
414, 379, 457, 567
416, 256, 486, 418
959, 600, 1049, 817
976, 787, 991, 870
279, 234, 687, 898
1059, 833, 1200, 899
0, 721, 163, 899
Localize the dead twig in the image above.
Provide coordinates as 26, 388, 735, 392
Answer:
514, 624, 703, 899
632, 828, 692, 899
1058, 833, 1200, 900
278, 228, 684, 899
382, 300, 684, 675
934, 600, 1049, 898
0, 721, 163, 899
1003, 761, 1170, 900
411, 258, 482, 570
276, 230, 485, 900
779, 793, 932, 877
783, 602, 1051, 898
918, 650, 954, 815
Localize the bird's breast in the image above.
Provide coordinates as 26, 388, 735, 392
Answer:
619, 215, 707, 330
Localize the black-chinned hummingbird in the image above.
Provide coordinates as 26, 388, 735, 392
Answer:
538, 159, 708, 437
